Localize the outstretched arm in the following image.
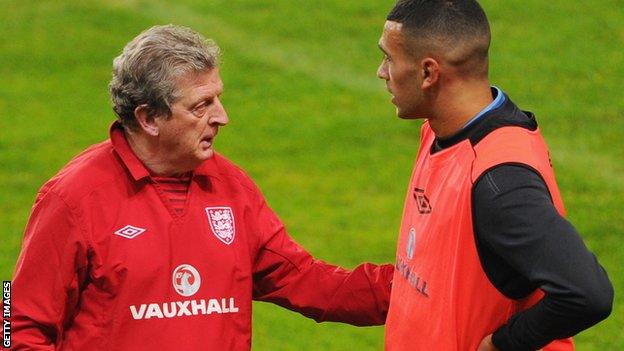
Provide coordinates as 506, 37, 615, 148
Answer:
251, 196, 393, 326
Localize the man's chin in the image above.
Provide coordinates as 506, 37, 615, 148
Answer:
396, 107, 424, 120
201, 149, 215, 159
191, 150, 215, 167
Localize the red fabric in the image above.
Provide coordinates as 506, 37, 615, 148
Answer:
384, 122, 573, 350
151, 174, 191, 215
11, 122, 393, 351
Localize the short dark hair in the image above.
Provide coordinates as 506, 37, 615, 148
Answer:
387, 0, 491, 74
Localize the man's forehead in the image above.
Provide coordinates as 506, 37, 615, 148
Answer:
380, 21, 406, 50
384, 20, 403, 33
179, 69, 223, 92
174, 69, 223, 105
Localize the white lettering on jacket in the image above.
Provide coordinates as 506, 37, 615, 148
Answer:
129, 298, 239, 320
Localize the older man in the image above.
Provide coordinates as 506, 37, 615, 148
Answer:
377, 1, 613, 351
11, 25, 392, 350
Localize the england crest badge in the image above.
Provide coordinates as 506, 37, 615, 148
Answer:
205, 206, 236, 245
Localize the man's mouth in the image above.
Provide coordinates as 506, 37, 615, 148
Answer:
387, 89, 396, 102
200, 135, 214, 148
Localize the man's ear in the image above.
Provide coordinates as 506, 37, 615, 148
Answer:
421, 58, 440, 89
134, 104, 159, 136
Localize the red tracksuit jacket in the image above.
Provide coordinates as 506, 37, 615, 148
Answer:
11, 123, 393, 350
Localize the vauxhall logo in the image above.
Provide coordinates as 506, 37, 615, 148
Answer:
406, 228, 416, 260
128, 264, 239, 320
173, 264, 201, 297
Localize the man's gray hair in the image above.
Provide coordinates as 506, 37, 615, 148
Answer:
109, 24, 221, 130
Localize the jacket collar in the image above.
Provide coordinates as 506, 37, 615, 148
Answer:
109, 121, 220, 183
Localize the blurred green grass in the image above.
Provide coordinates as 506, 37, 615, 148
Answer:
0, 0, 621, 349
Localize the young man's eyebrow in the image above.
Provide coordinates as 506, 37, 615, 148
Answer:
378, 43, 390, 56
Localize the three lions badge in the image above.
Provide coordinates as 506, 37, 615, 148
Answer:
205, 206, 236, 245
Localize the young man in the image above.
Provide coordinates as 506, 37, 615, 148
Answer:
376, 1, 613, 350
11, 25, 393, 350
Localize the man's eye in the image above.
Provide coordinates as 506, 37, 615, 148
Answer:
192, 103, 208, 117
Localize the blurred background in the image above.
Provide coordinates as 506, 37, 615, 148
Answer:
1, 0, 622, 349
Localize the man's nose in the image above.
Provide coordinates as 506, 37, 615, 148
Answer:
377, 61, 388, 80
210, 97, 229, 126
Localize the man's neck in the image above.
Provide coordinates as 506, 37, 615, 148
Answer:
125, 131, 187, 177
427, 80, 493, 139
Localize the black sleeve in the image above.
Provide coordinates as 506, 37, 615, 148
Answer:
472, 165, 613, 351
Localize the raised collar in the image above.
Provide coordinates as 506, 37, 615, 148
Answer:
462, 86, 506, 129
432, 90, 536, 153
109, 121, 220, 183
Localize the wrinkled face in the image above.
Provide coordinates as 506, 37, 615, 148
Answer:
377, 21, 425, 119
156, 68, 228, 172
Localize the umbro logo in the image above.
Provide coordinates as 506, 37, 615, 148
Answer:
413, 188, 432, 214
114, 225, 147, 239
